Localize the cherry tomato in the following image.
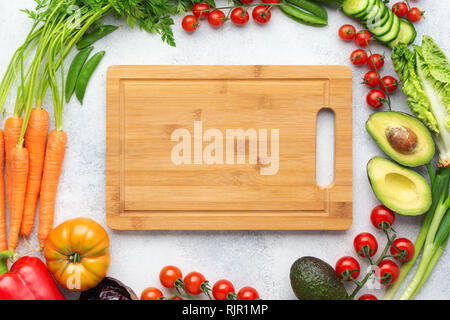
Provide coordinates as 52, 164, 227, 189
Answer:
338, 24, 356, 41
262, 0, 280, 3
208, 10, 226, 28
237, 286, 260, 300
335, 256, 361, 281
390, 238, 415, 262
230, 8, 250, 26
240, 0, 255, 3
371, 205, 395, 230
366, 89, 386, 109
170, 296, 183, 300
182, 15, 199, 33
381, 75, 398, 93
354, 232, 378, 257
212, 279, 235, 300
358, 294, 378, 300
354, 30, 372, 47
141, 287, 163, 300
363, 70, 380, 88
408, 8, 423, 22
184, 271, 207, 295
367, 53, 384, 70
252, 6, 271, 24
160, 265, 182, 288
350, 49, 368, 65
376, 259, 399, 285
392, 2, 409, 17
192, 3, 211, 19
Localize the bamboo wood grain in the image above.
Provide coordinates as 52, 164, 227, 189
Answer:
106, 65, 352, 230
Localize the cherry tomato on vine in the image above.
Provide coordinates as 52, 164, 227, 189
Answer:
354, 232, 378, 257
262, 0, 280, 3
354, 30, 372, 47
237, 286, 260, 300
381, 75, 398, 92
408, 8, 423, 22
363, 70, 380, 88
335, 256, 360, 281
182, 15, 199, 33
141, 287, 163, 300
390, 238, 415, 262
160, 265, 182, 288
371, 205, 395, 230
392, 2, 409, 17
230, 8, 250, 26
350, 49, 368, 65
376, 259, 399, 285
170, 296, 183, 300
338, 24, 356, 41
240, 0, 255, 3
208, 10, 226, 28
184, 271, 207, 295
212, 279, 235, 300
252, 6, 271, 24
367, 53, 384, 70
192, 3, 211, 19
366, 89, 386, 109
358, 294, 378, 300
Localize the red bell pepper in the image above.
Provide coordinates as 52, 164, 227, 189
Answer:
0, 250, 65, 300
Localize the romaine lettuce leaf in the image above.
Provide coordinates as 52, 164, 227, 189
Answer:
391, 44, 439, 133
421, 36, 450, 83
391, 36, 450, 167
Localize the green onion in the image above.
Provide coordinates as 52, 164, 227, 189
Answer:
384, 166, 450, 300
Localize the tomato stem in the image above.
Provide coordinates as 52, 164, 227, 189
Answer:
364, 38, 392, 110
349, 229, 397, 299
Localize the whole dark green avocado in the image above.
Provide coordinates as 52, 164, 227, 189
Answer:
290, 256, 349, 300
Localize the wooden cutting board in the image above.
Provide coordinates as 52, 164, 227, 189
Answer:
106, 65, 352, 230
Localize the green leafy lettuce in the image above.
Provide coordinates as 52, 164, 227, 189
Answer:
391, 36, 450, 167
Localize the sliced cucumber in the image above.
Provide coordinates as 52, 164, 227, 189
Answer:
361, 0, 382, 23
376, 13, 400, 43
354, 0, 376, 19
388, 18, 417, 47
369, 8, 394, 36
342, 0, 370, 16
365, 1, 388, 28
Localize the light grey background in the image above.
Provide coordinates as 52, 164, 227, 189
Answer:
1, 0, 448, 300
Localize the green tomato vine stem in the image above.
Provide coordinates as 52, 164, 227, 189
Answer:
349, 228, 397, 300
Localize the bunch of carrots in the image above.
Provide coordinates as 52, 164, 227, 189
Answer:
0, 0, 190, 251
0, 1, 111, 251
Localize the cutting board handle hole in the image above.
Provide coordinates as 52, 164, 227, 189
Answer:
316, 108, 335, 187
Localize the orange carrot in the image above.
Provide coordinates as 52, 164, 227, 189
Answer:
4, 117, 24, 208
38, 129, 66, 249
0, 130, 6, 252
8, 146, 29, 251
20, 107, 49, 236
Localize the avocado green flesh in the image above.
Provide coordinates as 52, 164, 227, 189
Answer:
290, 256, 349, 300
367, 157, 432, 215
366, 112, 435, 167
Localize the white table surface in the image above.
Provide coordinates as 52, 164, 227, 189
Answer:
1, 0, 449, 300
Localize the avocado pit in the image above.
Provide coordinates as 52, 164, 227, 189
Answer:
386, 126, 418, 155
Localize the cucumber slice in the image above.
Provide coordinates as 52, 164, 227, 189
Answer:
388, 18, 417, 47
342, 0, 370, 16
376, 13, 400, 43
361, 0, 382, 23
365, 1, 388, 28
354, 0, 376, 19
369, 8, 394, 36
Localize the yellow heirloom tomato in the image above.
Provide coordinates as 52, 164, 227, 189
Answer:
44, 217, 110, 292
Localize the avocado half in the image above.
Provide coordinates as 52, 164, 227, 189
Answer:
367, 157, 432, 215
366, 112, 435, 167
